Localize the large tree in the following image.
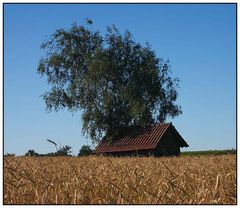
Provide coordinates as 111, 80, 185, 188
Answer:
37, 20, 182, 143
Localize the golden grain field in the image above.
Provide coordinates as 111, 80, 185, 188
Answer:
4, 154, 236, 205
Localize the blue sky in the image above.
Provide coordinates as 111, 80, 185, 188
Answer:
4, 4, 236, 155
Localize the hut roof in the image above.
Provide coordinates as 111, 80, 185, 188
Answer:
95, 123, 188, 153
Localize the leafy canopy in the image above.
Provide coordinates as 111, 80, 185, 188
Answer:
37, 20, 181, 143
78, 145, 93, 156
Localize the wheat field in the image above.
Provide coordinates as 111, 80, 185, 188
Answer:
4, 154, 236, 205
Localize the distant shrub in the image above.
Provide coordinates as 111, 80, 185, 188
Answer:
78, 145, 93, 156
4, 153, 15, 157
56, 145, 72, 156
25, 150, 39, 157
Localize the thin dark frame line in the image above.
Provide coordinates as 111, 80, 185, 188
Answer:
2, 2, 238, 4
2, 2, 4, 206
235, 2, 238, 205
2, 2, 237, 206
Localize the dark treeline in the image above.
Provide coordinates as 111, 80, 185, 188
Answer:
23, 145, 94, 157
4, 145, 94, 157
24, 147, 72, 157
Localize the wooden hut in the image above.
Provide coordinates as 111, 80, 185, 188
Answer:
95, 123, 189, 156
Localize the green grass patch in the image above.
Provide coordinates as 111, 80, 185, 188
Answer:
181, 149, 236, 156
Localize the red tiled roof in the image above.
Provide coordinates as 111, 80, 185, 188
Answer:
95, 123, 188, 153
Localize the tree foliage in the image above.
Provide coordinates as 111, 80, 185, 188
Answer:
78, 145, 93, 156
24, 145, 72, 157
25, 150, 39, 157
56, 145, 72, 156
4, 153, 15, 157
46, 139, 72, 156
37, 19, 182, 143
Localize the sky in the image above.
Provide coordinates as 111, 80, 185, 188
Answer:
4, 3, 236, 156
